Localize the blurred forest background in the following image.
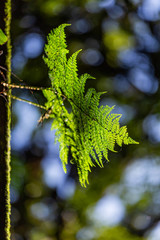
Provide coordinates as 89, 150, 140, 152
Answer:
4, 0, 160, 239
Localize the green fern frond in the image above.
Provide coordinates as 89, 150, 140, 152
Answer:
43, 24, 139, 187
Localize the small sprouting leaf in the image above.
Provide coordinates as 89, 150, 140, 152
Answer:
0, 29, 7, 45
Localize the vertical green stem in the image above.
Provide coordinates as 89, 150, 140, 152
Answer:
5, 0, 12, 239
0, 0, 12, 239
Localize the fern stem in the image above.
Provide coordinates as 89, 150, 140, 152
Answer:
9, 94, 47, 109
2, 81, 49, 91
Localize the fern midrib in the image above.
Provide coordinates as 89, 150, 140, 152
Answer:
64, 93, 119, 136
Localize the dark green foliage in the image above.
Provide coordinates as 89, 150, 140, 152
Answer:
43, 24, 138, 187
95, 226, 146, 240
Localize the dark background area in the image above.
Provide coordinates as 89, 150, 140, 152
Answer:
4, 0, 160, 239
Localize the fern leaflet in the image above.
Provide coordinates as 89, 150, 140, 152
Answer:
43, 24, 139, 187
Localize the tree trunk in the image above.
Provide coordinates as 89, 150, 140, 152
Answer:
0, 0, 12, 239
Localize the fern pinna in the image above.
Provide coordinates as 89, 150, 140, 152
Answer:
43, 24, 138, 187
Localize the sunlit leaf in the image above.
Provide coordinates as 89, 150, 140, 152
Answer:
0, 29, 7, 45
